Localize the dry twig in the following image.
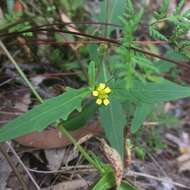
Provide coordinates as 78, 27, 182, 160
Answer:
0, 143, 28, 190
6, 142, 41, 190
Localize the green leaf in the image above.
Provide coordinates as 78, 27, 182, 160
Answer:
133, 8, 144, 28
99, 97, 127, 159
102, 0, 125, 24
154, 60, 174, 73
114, 79, 190, 104
183, 9, 190, 19
153, 0, 169, 19
130, 80, 190, 104
88, 44, 101, 66
88, 61, 96, 87
166, 49, 188, 62
174, 0, 185, 15
126, 0, 134, 14
64, 101, 97, 131
149, 26, 168, 41
98, 58, 110, 83
154, 50, 187, 72
119, 181, 138, 190
0, 88, 90, 142
92, 170, 115, 190
160, 0, 169, 17
94, 0, 125, 35
131, 104, 153, 134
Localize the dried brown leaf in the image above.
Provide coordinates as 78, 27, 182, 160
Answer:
59, 11, 79, 34
99, 138, 123, 188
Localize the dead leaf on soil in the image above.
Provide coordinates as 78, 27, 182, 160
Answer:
45, 147, 79, 171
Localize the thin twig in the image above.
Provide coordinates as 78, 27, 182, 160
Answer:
0, 111, 22, 115
143, 121, 159, 126
0, 78, 13, 87
0, 120, 8, 124
28, 165, 96, 174
33, 22, 122, 29
125, 170, 190, 189
6, 142, 41, 190
14, 39, 167, 46
0, 28, 189, 68
25, 39, 105, 45
30, 71, 79, 78
0, 143, 28, 190
147, 152, 168, 177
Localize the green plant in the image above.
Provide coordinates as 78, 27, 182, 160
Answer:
150, 0, 190, 57
1, 0, 190, 189
0, 13, 33, 37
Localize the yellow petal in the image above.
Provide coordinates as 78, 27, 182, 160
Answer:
96, 98, 102, 105
103, 99, 110, 106
97, 83, 106, 91
104, 87, 111, 93
92, 90, 98, 96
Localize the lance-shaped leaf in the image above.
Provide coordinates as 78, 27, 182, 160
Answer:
99, 98, 127, 159
0, 87, 90, 143
129, 80, 190, 104
114, 79, 190, 104
131, 104, 153, 134
94, 0, 125, 28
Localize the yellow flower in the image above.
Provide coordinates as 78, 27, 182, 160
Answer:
92, 83, 111, 106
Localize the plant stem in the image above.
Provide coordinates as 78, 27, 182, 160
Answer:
58, 124, 104, 173
0, 41, 43, 103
